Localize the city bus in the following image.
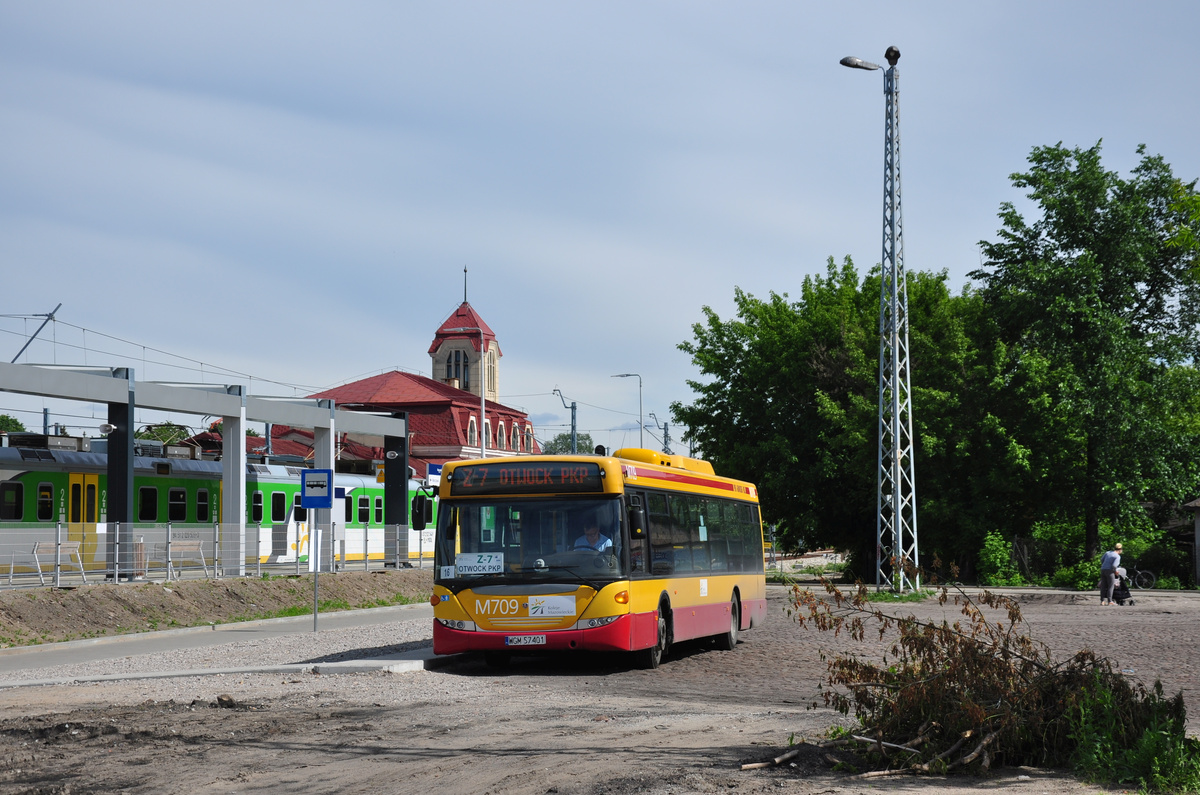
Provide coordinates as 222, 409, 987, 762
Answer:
422, 448, 767, 668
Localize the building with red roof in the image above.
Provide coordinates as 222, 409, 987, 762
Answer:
188, 300, 540, 480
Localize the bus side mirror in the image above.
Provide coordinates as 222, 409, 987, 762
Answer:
412, 494, 428, 531
628, 506, 646, 538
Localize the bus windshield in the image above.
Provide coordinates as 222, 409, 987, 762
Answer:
434, 497, 625, 585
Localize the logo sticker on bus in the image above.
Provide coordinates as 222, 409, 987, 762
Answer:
529, 596, 575, 616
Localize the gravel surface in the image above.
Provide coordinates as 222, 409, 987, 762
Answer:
0, 586, 1197, 794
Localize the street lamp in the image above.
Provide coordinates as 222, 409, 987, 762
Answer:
841, 46, 919, 593
611, 373, 642, 449
444, 326, 487, 459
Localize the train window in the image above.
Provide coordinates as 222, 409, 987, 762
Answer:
197, 490, 210, 523
344, 493, 354, 525
138, 487, 158, 522
168, 488, 187, 522
70, 483, 81, 523
0, 482, 22, 521
86, 483, 97, 524
293, 493, 307, 522
358, 496, 370, 525
374, 496, 383, 525
251, 492, 263, 524
37, 483, 53, 521
272, 492, 287, 524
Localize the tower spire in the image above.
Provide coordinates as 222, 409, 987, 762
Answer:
464, 266, 468, 303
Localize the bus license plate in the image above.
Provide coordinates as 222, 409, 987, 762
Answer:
505, 635, 546, 646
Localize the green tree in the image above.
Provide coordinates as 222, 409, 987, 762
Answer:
973, 142, 1200, 558
0, 414, 26, 433
206, 420, 260, 437
672, 258, 995, 570
540, 432, 595, 455
136, 423, 192, 445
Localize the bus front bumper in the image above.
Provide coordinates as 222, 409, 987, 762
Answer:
433, 612, 652, 655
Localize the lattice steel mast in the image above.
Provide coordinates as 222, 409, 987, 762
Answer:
842, 46, 919, 592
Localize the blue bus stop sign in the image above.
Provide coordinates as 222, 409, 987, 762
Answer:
301, 469, 334, 509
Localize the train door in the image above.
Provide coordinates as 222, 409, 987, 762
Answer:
67, 473, 99, 562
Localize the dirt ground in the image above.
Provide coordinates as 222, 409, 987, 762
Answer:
0, 569, 434, 647
1, 580, 1198, 794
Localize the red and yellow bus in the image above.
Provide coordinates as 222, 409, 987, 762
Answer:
425, 448, 766, 668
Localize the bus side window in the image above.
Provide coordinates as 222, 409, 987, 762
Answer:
626, 493, 648, 575
647, 492, 674, 575
726, 503, 751, 571
704, 499, 728, 571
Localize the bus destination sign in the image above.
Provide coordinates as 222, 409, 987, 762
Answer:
450, 461, 605, 496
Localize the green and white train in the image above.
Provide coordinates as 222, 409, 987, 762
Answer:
0, 434, 436, 577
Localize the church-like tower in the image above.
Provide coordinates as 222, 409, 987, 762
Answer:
428, 301, 500, 407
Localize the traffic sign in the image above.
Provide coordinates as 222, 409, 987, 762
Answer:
301, 469, 334, 509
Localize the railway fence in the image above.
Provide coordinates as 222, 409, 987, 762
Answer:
2, 521, 431, 590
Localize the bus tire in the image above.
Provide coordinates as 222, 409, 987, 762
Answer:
715, 597, 739, 651
483, 651, 511, 669
640, 607, 668, 669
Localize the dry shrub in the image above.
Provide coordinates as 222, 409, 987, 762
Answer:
790, 572, 1200, 790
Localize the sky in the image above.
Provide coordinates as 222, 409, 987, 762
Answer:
3, 1, 1199, 454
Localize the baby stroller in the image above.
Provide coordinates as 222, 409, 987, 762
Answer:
1112, 567, 1135, 606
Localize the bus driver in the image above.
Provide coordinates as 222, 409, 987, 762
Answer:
573, 517, 612, 552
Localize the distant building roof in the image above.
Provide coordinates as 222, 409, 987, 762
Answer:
428, 302, 501, 357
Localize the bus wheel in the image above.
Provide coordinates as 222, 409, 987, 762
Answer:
483, 651, 511, 669
715, 597, 739, 651
640, 608, 667, 669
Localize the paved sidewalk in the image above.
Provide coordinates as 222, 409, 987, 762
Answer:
0, 602, 458, 689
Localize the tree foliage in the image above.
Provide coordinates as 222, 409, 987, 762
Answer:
0, 414, 26, 433
540, 431, 595, 455
972, 142, 1200, 557
672, 144, 1200, 578
136, 423, 192, 445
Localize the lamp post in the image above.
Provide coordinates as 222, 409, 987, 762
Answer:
444, 326, 487, 459
611, 373, 642, 449
841, 46, 919, 592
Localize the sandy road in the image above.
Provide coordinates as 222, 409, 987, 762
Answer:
1, 585, 1195, 794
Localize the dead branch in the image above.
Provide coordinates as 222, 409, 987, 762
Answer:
738, 745, 803, 770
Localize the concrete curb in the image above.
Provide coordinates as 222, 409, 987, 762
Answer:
0, 646, 463, 690
0, 602, 431, 657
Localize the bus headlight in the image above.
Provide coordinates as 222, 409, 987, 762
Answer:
438, 618, 475, 631
578, 616, 620, 629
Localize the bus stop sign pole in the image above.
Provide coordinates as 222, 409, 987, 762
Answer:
301, 469, 334, 632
